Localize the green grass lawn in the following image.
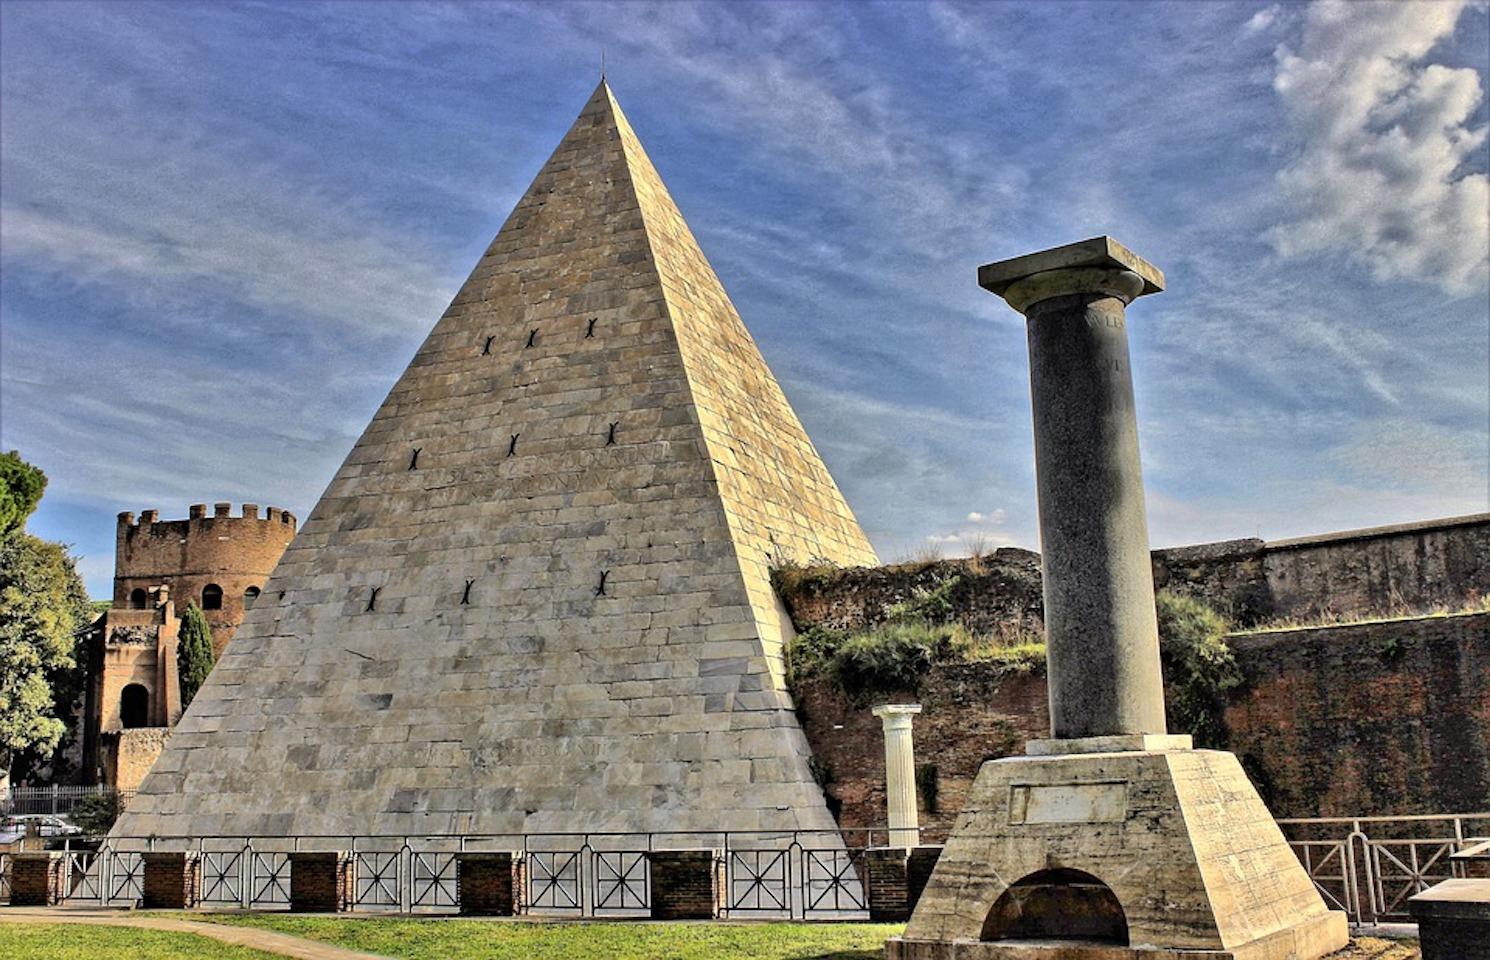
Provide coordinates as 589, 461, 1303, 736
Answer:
0, 922, 285, 960
190, 915, 905, 960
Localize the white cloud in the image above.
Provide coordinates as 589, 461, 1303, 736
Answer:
0, 131, 455, 339
965, 509, 1007, 524
1267, 0, 1489, 294
1244, 5, 1281, 35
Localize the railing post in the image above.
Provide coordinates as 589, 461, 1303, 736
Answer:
399, 840, 412, 913
240, 841, 251, 909
579, 842, 594, 917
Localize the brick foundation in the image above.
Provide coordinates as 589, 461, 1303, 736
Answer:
864, 848, 910, 921
905, 845, 942, 911
1410, 879, 1490, 960
864, 845, 942, 921
10, 852, 66, 906
141, 851, 202, 909
647, 849, 724, 920
456, 852, 525, 915
288, 851, 355, 913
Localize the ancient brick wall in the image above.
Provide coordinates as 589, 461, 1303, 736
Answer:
795, 664, 1048, 841
647, 850, 725, 920
114, 504, 296, 657
793, 614, 1489, 825
1153, 514, 1489, 625
778, 549, 1044, 638
103, 727, 172, 794
786, 515, 1488, 635
1225, 612, 1490, 817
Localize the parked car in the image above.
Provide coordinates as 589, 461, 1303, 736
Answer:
0, 814, 84, 845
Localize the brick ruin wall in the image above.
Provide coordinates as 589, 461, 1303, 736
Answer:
1225, 612, 1490, 818
104, 727, 173, 795
1151, 514, 1490, 626
114, 503, 297, 657
794, 612, 1489, 833
780, 517, 1490, 830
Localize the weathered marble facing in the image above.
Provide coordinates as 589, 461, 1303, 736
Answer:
889, 749, 1347, 959
112, 80, 876, 842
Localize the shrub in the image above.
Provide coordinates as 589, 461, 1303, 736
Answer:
883, 575, 962, 624
71, 791, 121, 836
1156, 590, 1240, 748
827, 622, 947, 700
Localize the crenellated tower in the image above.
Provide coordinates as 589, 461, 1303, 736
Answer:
82, 503, 297, 791
114, 502, 297, 657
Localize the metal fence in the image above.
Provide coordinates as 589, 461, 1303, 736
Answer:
0, 785, 133, 818
3, 813, 1485, 924
1278, 812, 1490, 924
4, 827, 887, 919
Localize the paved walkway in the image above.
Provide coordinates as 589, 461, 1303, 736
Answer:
0, 906, 392, 959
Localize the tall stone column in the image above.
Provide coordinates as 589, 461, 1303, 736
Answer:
886, 237, 1348, 960
872, 703, 922, 848
978, 237, 1168, 741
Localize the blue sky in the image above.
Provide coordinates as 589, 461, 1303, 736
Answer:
2, 0, 1487, 598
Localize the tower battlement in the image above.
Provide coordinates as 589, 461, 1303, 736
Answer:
117, 502, 296, 530
111, 502, 297, 660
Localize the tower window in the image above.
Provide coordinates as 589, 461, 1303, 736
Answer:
244, 586, 261, 609
129, 588, 148, 609
202, 583, 224, 610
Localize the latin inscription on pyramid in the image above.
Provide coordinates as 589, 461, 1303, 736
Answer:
114, 82, 878, 839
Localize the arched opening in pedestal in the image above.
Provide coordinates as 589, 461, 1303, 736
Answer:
981, 868, 1128, 945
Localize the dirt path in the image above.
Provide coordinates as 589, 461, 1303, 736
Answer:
0, 907, 392, 960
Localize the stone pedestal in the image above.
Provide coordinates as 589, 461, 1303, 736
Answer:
1410, 879, 1490, 960
288, 851, 355, 913
888, 746, 1346, 959
647, 849, 724, 920
10, 852, 65, 906
874, 704, 923, 849
142, 851, 202, 909
456, 852, 525, 916
888, 239, 1347, 960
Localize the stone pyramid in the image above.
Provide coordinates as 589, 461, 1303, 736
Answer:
114, 81, 878, 840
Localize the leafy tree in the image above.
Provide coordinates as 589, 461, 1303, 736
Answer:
0, 450, 46, 538
177, 602, 215, 708
0, 452, 91, 783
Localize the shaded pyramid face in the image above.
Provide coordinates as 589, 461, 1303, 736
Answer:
114, 82, 877, 839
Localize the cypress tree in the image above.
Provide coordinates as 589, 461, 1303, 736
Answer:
177, 602, 216, 708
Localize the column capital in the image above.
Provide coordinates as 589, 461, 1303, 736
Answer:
872, 703, 923, 726
978, 236, 1164, 314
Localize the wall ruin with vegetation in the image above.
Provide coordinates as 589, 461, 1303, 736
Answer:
777, 525, 1490, 829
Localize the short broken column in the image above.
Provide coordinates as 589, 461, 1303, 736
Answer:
647, 849, 724, 919
10, 851, 66, 906
288, 851, 355, 913
872, 703, 923, 849
142, 851, 202, 909
456, 851, 525, 915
